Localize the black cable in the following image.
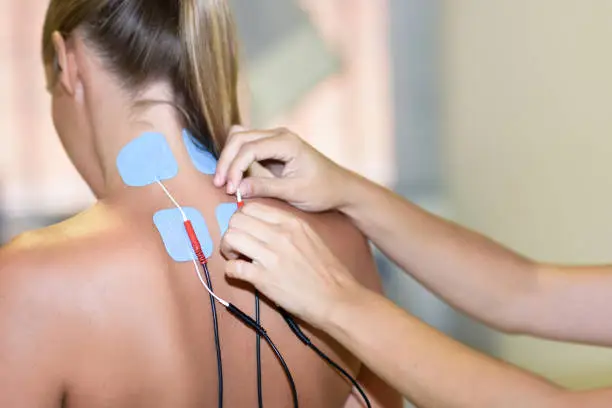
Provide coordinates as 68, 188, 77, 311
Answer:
260, 329, 297, 408
278, 308, 371, 408
308, 343, 371, 408
255, 291, 264, 408
227, 304, 299, 408
202, 263, 224, 408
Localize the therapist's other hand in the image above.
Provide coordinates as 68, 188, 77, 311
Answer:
214, 126, 353, 212
220, 203, 361, 325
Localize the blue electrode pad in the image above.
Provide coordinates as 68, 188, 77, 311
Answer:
153, 207, 213, 262
216, 203, 239, 236
183, 129, 217, 175
117, 132, 179, 187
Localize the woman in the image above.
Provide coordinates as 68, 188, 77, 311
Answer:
0, 1, 400, 407
216, 126, 612, 408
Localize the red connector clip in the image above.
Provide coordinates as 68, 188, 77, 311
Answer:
237, 189, 244, 209
184, 220, 207, 264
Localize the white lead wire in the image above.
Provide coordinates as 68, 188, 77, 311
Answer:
156, 179, 229, 307
192, 259, 229, 307
156, 179, 188, 222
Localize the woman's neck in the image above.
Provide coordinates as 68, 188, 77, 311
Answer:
90, 84, 206, 204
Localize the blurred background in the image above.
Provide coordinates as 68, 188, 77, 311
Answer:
2, 0, 612, 405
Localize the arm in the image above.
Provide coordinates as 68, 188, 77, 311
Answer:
328, 285, 612, 408
215, 127, 612, 346
0, 243, 66, 408
220, 203, 611, 408
342, 176, 612, 345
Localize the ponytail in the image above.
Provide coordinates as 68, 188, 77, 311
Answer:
180, 0, 241, 155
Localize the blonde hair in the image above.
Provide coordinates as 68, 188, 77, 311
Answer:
42, 0, 241, 155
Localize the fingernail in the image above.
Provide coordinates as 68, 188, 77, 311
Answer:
227, 181, 235, 194
239, 182, 250, 198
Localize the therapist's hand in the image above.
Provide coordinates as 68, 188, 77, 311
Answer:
214, 126, 356, 212
220, 202, 362, 325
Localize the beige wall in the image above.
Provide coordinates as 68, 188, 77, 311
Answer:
444, 1, 612, 388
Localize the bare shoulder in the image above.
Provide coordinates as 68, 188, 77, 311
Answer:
0, 226, 76, 405
0, 203, 160, 336
2, 203, 156, 281
258, 199, 383, 293
0, 204, 163, 405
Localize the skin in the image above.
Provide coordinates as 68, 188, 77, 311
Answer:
214, 126, 612, 407
0, 31, 402, 408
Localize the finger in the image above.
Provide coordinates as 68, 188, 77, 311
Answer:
225, 260, 262, 285
228, 212, 281, 244
226, 135, 299, 194
238, 177, 295, 201
215, 128, 276, 188
241, 203, 303, 226
220, 228, 274, 264
216, 129, 272, 189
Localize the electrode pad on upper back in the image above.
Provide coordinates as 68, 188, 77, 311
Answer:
153, 208, 213, 262
116, 132, 179, 186
216, 203, 239, 236
183, 129, 217, 175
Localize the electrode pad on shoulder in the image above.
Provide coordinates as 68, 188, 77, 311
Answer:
116, 132, 178, 186
153, 208, 213, 262
183, 129, 217, 175
215, 203, 239, 236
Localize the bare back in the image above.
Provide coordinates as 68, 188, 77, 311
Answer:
0, 179, 400, 408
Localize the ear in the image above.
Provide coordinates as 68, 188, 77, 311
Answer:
51, 31, 78, 96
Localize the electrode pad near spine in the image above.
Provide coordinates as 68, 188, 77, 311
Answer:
215, 203, 239, 236
183, 129, 217, 175
154, 207, 213, 262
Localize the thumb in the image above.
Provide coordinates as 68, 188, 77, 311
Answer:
240, 177, 295, 200
225, 260, 260, 284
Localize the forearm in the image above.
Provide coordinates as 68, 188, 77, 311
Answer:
324, 286, 561, 408
340, 175, 538, 331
